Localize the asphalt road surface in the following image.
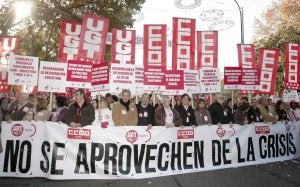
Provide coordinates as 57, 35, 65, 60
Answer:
0, 157, 299, 187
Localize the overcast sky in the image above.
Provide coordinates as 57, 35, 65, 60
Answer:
132, 0, 274, 70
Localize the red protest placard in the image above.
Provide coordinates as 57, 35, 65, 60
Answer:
224, 67, 242, 90
172, 17, 196, 70
165, 70, 184, 95
0, 37, 19, 65
66, 60, 92, 89
197, 31, 218, 69
144, 24, 167, 67
258, 48, 280, 94
91, 62, 109, 91
284, 43, 300, 90
78, 14, 109, 63
241, 68, 260, 90
144, 65, 166, 91
0, 69, 10, 92
237, 44, 256, 68
58, 21, 81, 63
110, 29, 136, 64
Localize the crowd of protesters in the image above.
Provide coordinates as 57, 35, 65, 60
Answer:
1, 89, 300, 130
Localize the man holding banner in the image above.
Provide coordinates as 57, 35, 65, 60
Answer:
208, 93, 232, 125
175, 94, 196, 127
112, 89, 138, 126
63, 89, 95, 127
155, 96, 183, 127
258, 96, 278, 124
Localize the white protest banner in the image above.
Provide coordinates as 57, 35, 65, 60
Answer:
224, 67, 242, 90
134, 65, 144, 95
38, 61, 67, 92
0, 121, 299, 179
283, 89, 300, 102
199, 68, 220, 93
91, 62, 109, 92
66, 60, 92, 89
8, 53, 39, 86
110, 63, 135, 93
182, 70, 200, 94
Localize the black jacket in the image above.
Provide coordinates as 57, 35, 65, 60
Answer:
208, 101, 232, 124
247, 106, 263, 123
175, 104, 196, 126
63, 101, 95, 127
136, 103, 155, 126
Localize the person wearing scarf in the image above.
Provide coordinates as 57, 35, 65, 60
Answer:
112, 89, 138, 126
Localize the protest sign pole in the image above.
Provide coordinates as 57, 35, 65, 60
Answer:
98, 92, 101, 111
231, 90, 234, 110
49, 92, 53, 112
153, 92, 156, 107
190, 93, 194, 108
172, 95, 175, 108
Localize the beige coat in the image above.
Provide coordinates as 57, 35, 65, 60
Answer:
112, 102, 138, 126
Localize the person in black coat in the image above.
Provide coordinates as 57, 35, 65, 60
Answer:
247, 98, 263, 123
208, 93, 232, 125
136, 93, 155, 130
275, 100, 289, 121
175, 93, 196, 127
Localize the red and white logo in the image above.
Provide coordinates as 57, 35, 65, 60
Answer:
216, 127, 225, 137
177, 129, 194, 139
11, 124, 24, 137
126, 130, 138, 143
255, 126, 270, 134
67, 128, 91, 140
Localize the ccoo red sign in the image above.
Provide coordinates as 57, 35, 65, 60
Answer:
67, 128, 91, 140
255, 126, 270, 134
177, 129, 194, 139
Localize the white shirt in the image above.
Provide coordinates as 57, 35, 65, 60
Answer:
99, 108, 115, 126
92, 109, 100, 126
164, 107, 173, 125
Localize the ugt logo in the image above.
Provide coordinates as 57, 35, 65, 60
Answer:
126, 130, 138, 143
11, 124, 24, 137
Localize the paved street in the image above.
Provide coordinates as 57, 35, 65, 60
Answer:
0, 157, 299, 187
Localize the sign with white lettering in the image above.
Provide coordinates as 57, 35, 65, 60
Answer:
237, 44, 256, 68
172, 17, 196, 70
58, 21, 81, 63
144, 24, 167, 67
197, 31, 218, 69
111, 29, 136, 64
284, 43, 300, 90
66, 60, 92, 89
78, 14, 109, 63
258, 48, 280, 94
224, 67, 242, 90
